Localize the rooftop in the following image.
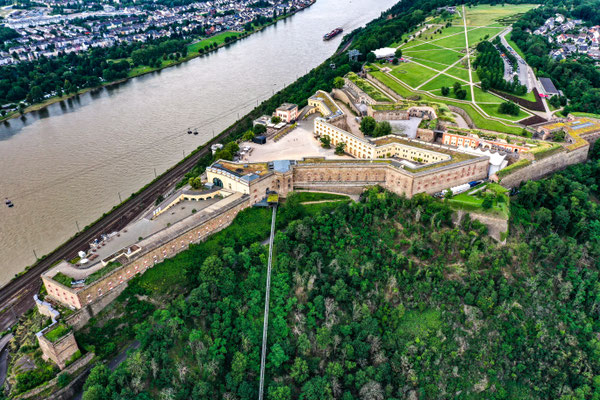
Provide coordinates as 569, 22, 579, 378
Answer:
277, 103, 298, 111
212, 160, 270, 178
539, 77, 559, 94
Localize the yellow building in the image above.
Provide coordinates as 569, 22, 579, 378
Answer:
314, 117, 450, 163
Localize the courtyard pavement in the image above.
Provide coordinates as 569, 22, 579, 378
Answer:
242, 114, 353, 163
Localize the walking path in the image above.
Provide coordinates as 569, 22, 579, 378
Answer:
463, 5, 476, 108
258, 205, 277, 400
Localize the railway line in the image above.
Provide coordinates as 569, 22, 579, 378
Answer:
0, 130, 226, 331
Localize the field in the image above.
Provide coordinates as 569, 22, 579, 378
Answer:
368, 69, 525, 135
457, 4, 538, 26
367, 4, 541, 133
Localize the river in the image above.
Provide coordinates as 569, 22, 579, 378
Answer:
0, 0, 397, 285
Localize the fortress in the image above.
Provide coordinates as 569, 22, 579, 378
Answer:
40, 90, 495, 324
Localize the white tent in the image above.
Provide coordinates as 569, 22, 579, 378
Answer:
373, 47, 396, 59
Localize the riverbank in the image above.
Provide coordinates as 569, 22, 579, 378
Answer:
0, 2, 314, 123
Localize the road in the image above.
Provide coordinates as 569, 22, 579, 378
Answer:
0, 124, 237, 332
258, 205, 277, 400
499, 28, 534, 91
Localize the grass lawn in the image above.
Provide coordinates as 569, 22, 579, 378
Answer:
408, 57, 452, 72
448, 188, 509, 219
478, 103, 530, 121
429, 32, 466, 48
445, 66, 471, 81
369, 71, 524, 134
473, 87, 504, 103
292, 192, 349, 202
187, 31, 241, 53
45, 323, 70, 342
370, 70, 416, 98
402, 42, 448, 52
391, 62, 439, 88
421, 74, 466, 92
463, 4, 538, 26
466, 27, 504, 44
571, 111, 600, 119
404, 48, 464, 66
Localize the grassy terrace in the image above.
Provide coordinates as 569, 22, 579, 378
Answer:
403, 152, 477, 173
52, 272, 73, 288
313, 90, 341, 115
497, 159, 531, 179
346, 72, 391, 102
447, 182, 510, 218
44, 323, 71, 342
85, 261, 122, 285
368, 70, 524, 135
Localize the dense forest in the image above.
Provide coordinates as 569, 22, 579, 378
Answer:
511, 1, 600, 114
78, 143, 600, 400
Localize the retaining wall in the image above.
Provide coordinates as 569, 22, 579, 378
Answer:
498, 145, 589, 188
14, 352, 94, 400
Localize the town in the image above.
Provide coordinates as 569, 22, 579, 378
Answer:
0, 0, 313, 65
533, 13, 600, 61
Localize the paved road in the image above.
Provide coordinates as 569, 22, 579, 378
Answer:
0, 333, 14, 386
499, 28, 533, 91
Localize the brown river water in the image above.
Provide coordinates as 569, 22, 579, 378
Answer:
0, 0, 398, 286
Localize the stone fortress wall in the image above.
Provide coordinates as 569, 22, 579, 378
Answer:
37, 330, 79, 369
292, 157, 488, 198
43, 195, 250, 313
497, 144, 589, 188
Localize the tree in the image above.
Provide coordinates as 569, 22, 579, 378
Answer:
392, 58, 399, 65
360, 116, 377, 135
254, 124, 267, 135
373, 121, 392, 137
291, 357, 309, 383
395, 48, 402, 59
335, 142, 346, 155
82, 385, 107, 400
481, 195, 493, 209
333, 76, 345, 89
268, 384, 291, 400
57, 372, 71, 388
366, 52, 376, 63
441, 86, 450, 96
242, 129, 255, 141
453, 81, 462, 94
498, 101, 520, 116
271, 116, 281, 124
189, 177, 203, 189
320, 135, 331, 148
301, 377, 333, 400
456, 89, 467, 100
28, 86, 43, 103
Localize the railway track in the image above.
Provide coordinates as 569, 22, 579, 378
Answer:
0, 133, 222, 330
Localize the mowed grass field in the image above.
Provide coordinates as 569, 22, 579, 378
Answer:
458, 4, 538, 26
390, 62, 439, 88
367, 4, 540, 132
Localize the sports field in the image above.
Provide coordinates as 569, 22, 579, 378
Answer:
369, 4, 538, 130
